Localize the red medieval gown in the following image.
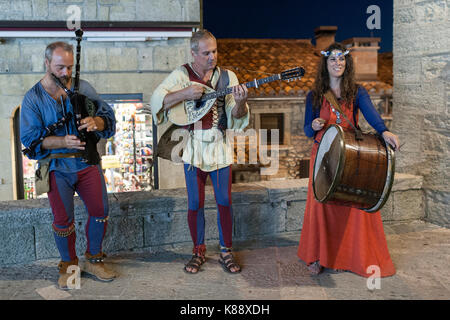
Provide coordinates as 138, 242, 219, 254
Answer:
297, 96, 396, 278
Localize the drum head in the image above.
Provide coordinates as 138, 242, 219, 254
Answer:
313, 125, 345, 202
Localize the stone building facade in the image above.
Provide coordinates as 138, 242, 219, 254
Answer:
393, 0, 449, 227
0, 0, 200, 200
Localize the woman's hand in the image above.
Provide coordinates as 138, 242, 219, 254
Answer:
312, 118, 326, 131
382, 131, 400, 151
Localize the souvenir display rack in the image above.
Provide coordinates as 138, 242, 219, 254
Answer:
103, 102, 154, 193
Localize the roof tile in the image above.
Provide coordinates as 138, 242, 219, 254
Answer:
217, 38, 392, 97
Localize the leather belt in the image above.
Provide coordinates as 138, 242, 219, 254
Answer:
48, 152, 83, 159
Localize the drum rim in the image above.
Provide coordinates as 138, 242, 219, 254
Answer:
312, 124, 346, 203
362, 138, 396, 213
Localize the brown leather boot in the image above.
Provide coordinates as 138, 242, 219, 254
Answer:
57, 257, 79, 290
82, 252, 118, 282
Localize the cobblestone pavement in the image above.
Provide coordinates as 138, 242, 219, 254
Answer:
0, 221, 449, 301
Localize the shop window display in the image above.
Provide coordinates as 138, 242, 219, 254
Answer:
22, 156, 37, 199
104, 102, 154, 193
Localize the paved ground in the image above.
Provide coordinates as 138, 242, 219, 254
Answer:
0, 220, 449, 301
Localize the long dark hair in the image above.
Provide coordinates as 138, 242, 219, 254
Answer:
312, 42, 358, 110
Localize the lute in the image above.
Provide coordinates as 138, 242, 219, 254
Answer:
167, 66, 305, 126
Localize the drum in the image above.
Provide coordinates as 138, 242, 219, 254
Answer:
312, 125, 395, 212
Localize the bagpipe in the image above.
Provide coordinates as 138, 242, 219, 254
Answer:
22, 113, 73, 158
24, 29, 101, 165
58, 29, 100, 165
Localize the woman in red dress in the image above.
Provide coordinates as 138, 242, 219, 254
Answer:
297, 43, 400, 277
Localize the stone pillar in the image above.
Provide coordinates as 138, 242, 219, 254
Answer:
393, 0, 449, 227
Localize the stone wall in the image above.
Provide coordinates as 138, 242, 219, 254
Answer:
0, 0, 200, 21
393, 0, 449, 227
0, 173, 424, 266
0, 0, 200, 200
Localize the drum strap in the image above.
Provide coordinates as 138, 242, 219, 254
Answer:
324, 91, 363, 140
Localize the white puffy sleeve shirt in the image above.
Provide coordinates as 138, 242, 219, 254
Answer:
150, 65, 250, 172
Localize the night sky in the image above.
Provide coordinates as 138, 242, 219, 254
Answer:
203, 0, 393, 52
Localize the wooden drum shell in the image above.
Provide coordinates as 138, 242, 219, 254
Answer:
312, 125, 395, 212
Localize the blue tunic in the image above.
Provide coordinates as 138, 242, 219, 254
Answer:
303, 86, 387, 138
20, 79, 116, 173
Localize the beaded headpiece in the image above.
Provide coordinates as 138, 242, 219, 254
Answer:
320, 50, 350, 57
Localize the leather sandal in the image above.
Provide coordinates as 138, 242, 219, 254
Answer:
219, 252, 241, 274
184, 254, 206, 274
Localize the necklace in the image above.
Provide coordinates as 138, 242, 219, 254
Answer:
330, 96, 343, 124
330, 105, 342, 124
